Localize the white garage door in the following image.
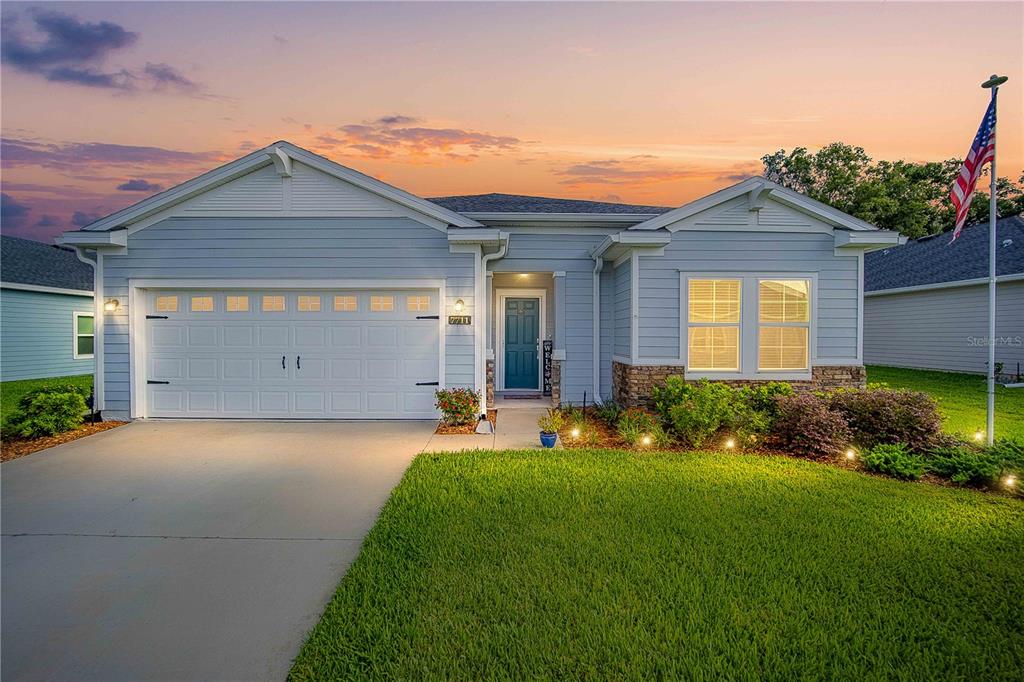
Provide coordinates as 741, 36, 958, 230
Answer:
144, 289, 441, 419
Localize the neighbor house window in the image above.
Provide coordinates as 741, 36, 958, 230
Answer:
262, 295, 285, 312
758, 279, 810, 370
406, 295, 430, 312
370, 295, 394, 312
73, 312, 94, 359
297, 295, 321, 312
687, 279, 740, 371
191, 296, 214, 312
155, 296, 178, 312
226, 295, 249, 312
334, 295, 357, 312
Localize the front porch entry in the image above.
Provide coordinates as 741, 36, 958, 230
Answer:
495, 287, 547, 393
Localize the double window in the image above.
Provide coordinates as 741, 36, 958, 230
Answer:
73, 312, 94, 359
685, 276, 812, 375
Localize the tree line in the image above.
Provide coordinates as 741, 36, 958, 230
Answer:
760, 143, 1024, 239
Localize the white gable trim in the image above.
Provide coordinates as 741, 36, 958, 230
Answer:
0, 281, 93, 297
630, 177, 878, 233
72, 141, 481, 236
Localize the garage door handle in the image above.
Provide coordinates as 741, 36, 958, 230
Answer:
296, 355, 301, 370
282, 355, 286, 370
146, 315, 168, 320
147, 380, 170, 385
416, 381, 439, 386
416, 315, 439, 320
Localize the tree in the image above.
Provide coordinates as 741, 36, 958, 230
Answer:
761, 143, 1023, 239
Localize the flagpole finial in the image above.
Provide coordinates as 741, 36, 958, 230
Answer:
982, 74, 1008, 89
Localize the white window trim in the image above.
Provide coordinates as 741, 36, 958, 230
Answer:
495, 288, 547, 393
679, 272, 817, 381
73, 311, 95, 360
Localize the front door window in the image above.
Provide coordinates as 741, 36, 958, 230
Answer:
504, 298, 539, 389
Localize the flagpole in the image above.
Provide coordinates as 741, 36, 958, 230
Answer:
982, 74, 1007, 446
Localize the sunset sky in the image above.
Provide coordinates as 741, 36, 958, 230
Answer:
2, 1, 1021, 242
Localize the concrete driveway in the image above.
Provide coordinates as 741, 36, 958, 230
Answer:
1, 420, 435, 681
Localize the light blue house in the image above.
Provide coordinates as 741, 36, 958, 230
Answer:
60, 141, 901, 421
1, 236, 95, 381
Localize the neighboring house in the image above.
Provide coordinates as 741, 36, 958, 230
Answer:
1, 236, 95, 381
59, 141, 900, 421
864, 215, 1024, 376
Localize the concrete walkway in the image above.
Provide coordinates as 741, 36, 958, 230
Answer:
423, 407, 548, 451
1, 420, 435, 682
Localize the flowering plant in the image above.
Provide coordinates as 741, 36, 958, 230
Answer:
434, 388, 480, 426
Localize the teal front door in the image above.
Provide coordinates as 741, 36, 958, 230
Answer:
504, 298, 539, 389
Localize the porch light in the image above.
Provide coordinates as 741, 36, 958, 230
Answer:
724, 438, 735, 449
454, 299, 464, 313
103, 299, 120, 312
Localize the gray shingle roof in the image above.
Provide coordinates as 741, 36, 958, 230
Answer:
865, 215, 1024, 292
1, 236, 94, 292
428, 193, 672, 214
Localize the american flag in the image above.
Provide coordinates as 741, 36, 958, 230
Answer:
949, 94, 997, 242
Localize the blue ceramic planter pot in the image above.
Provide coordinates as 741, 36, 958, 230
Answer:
539, 432, 557, 448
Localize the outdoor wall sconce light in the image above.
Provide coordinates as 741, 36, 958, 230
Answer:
454, 299, 465, 313
103, 299, 120, 313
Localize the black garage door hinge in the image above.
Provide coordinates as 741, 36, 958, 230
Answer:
416, 315, 439, 320
146, 315, 168, 319
147, 380, 170, 385
415, 381, 439, 386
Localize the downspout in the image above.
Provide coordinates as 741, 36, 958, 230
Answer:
592, 255, 604, 401
478, 233, 509, 415
72, 246, 103, 413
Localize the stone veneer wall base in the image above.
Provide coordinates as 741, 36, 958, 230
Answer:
611, 361, 866, 409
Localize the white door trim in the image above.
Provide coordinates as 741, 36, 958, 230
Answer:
128, 278, 445, 419
495, 288, 547, 392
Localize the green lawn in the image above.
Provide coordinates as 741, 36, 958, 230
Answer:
291, 449, 1024, 680
0, 375, 92, 427
867, 365, 1024, 440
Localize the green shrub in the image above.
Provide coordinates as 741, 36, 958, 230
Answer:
926, 446, 1001, 486
988, 438, 1024, 474
538, 409, 565, 435
667, 380, 741, 448
828, 387, 943, 452
434, 388, 479, 426
592, 400, 622, 425
738, 382, 794, 419
772, 393, 850, 459
651, 375, 689, 424
6, 390, 87, 438
616, 408, 670, 447
863, 443, 926, 480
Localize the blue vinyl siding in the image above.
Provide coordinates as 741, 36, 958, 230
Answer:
1, 288, 94, 381
600, 266, 615, 400
638, 231, 860, 362
100, 217, 475, 416
614, 259, 631, 359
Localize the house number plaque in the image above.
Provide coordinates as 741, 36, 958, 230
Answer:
448, 315, 472, 325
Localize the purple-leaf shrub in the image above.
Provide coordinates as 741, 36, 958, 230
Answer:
828, 388, 942, 452
772, 393, 851, 459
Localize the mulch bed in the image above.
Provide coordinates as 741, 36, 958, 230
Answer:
434, 409, 498, 435
1, 421, 127, 463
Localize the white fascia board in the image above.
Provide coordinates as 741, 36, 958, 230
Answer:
0, 281, 93, 297
462, 212, 659, 223
278, 143, 483, 228
447, 228, 506, 246
77, 141, 484, 233
865, 272, 1024, 297
590, 231, 671, 259
629, 178, 765, 231
630, 176, 881, 234
59, 229, 128, 247
79, 153, 273, 232
834, 230, 906, 249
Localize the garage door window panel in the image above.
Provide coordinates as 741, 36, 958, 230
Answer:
262, 296, 286, 312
